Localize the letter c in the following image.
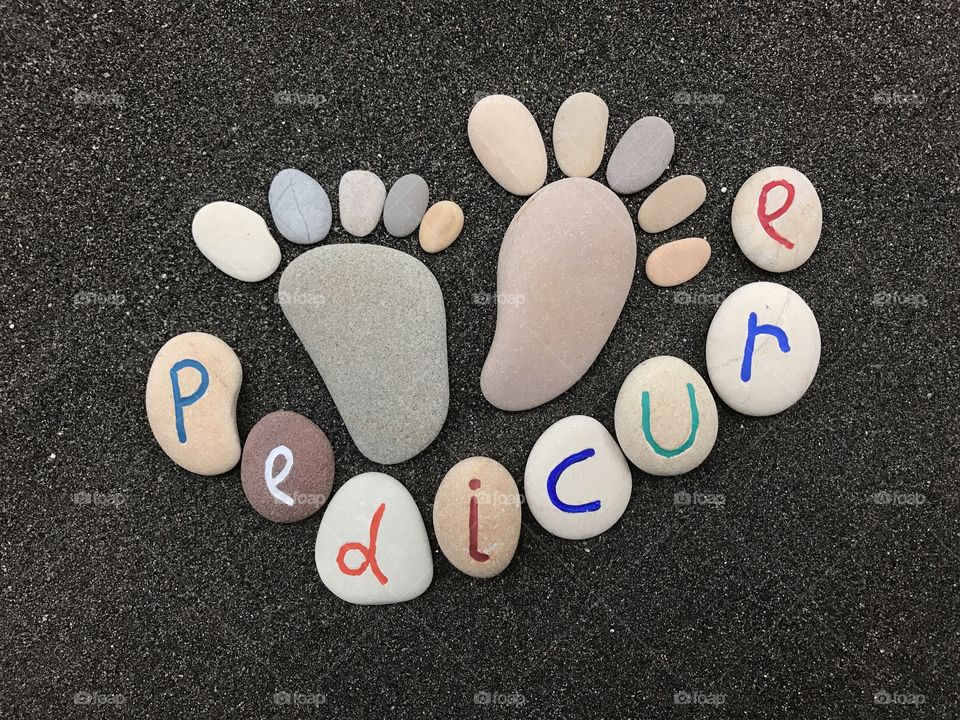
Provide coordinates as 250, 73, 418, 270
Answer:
547, 448, 601, 513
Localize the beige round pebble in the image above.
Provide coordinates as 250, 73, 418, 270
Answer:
552, 92, 608, 178
145, 332, 242, 475
645, 237, 711, 287
614, 356, 718, 476
433, 457, 521, 578
637, 175, 706, 233
731, 166, 821, 272
468, 94, 547, 196
418, 201, 464, 253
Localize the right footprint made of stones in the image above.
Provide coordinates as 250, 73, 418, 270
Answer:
469, 93, 684, 412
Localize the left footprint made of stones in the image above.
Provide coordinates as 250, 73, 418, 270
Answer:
279, 243, 449, 464
469, 93, 641, 411
315, 471, 433, 605
145, 332, 242, 475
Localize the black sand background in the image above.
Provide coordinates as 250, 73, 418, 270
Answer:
2, 1, 958, 717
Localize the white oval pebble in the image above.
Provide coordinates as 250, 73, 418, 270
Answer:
552, 92, 608, 178
524, 415, 632, 540
315, 472, 433, 605
706, 282, 820, 416
614, 356, 718, 476
468, 94, 547, 196
339, 170, 387, 238
731, 166, 821, 273
192, 201, 281, 282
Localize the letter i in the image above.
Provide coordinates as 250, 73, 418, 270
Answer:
468, 479, 490, 563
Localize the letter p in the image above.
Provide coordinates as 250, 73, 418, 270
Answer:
169, 358, 210, 444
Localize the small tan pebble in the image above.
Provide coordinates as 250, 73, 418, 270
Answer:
418, 200, 464, 253
645, 237, 711, 287
637, 175, 707, 233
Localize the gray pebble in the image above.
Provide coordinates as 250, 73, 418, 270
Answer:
279, 243, 449, 464
268, 168, 332, 245
605, 117, 675, 194
383, 174, 429, 237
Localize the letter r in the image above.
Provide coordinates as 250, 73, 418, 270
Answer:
740, 312, 791, 382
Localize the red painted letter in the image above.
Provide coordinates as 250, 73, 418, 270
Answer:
757, 179, 796, 249
336, 502, 389, 585
468, 478, 490, 563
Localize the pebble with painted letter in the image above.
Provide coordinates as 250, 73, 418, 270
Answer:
383, 174, 430, 238
433, 457, 521, 578
706, 281, 820, 416
524, 416, 632, 540
315, 472, 433, 605
468, 94, 547, 196
338, 170, 387, 238
637, 175, 706, 233
192, 201, 281, 282
614, 356, 718, 476
552, 92, 608, 178
268, 168, 332, 245
731, 166, 821, 272
145, 332, 242, 475
606, 116, 675, 194
240, 411, 335, 523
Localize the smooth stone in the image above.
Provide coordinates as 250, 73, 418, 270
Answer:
279, 244, 448, 464
645, 237, 711, 287
240, 411, 335, 523
315, 472, 432, 605
637, 174, 707, 233
481, 177, 636, 411
706, 281, 820, 416
731, 166, 822, 272
383, 174, 430, 237
468, 94, 547, 196
339, 170, 387, 238
524, 416, 631, 540
191, 201, 281, 282
433, 457, 521, 578
605, 116, 675, 194
145, 332, 242, 475
268, 168, 332, 245
418, 200, 464, 253
614, 356, 718, 476
552, 92, 608, 178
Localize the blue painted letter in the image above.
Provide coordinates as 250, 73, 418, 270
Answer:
740, 312, 790, 382
547, 448, 601, 513
169, 358, 209, 444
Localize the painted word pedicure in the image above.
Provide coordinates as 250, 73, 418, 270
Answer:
614, 356, 718, 476
145, 332, 242, 475
315, 472, 432, 605
731, 166, 822, 273
706, 282, 821, 416
433, 457, 521, 578
524, 416, 631, 540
